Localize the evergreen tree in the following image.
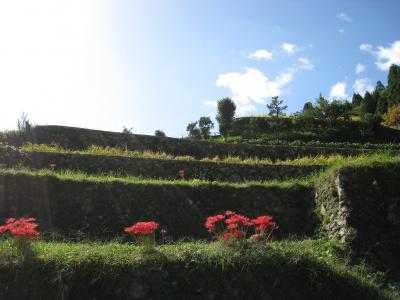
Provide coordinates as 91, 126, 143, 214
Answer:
351, 93, 363, 107
374, 81, 388, 115
315, 94, 329, 119
216, 98, 236, 138
387, 64, 400, 107
267, 96, 287, 118
302, 101, 314, 113
360, 91, 377, 115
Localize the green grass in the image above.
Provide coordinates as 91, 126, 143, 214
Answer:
0, 167, 313, 188
0, 239, 397, 299
18, 142, 400, 167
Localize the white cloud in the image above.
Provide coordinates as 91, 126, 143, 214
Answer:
203, 100, 218, 108
353, 78, 374, 96
0, 0, 127, 131
359, 41, 400, 71
360, 43, 373, 52
281, 42, 298, 55
248, 49, 273, 61
298, 57, 314, 70
337, 12, 352, 22
329, 82, 348, 100
338, 28, 345, 34
355, 63, 366, 74
216, 68, 294, 115
375, 40, 400, 71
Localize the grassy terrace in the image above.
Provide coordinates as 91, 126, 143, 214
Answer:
0, 167, 312, 188
17, 143, 400, 166
0, 239, 398, 300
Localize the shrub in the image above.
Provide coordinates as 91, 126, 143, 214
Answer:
385, 105, 400, 127
154, 130, 166, 137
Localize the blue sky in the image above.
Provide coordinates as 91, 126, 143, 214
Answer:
1, 0, 400, 137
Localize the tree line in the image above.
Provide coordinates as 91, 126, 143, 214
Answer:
185, 64, 400, 139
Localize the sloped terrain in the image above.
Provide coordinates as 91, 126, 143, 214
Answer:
0, 126, 400, 299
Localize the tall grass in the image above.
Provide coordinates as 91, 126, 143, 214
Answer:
19, 143, 400, 166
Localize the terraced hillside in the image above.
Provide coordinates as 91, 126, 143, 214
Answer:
1, 126, 400, 300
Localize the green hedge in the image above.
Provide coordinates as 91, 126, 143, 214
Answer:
0, 240, 394, 300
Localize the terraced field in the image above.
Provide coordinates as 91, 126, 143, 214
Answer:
0, 126, 400, 299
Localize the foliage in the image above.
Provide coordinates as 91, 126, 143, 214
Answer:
198, 116, 214, 139
154, 129, 166, 137
17, 112, 31, 132
267, 96, 287, 118
360, 91, 378, 116
384, 104, 400, 127
121, 126, 133, 134
387, 64, 400, 107
216, 97, 236, 138
186, 121, 201, 139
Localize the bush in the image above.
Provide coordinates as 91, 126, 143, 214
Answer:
385, 105, 400, 127
154, 130, 166, 137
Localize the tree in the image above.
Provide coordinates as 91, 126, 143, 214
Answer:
186, 122, 201, 139
154, 129, 166, 137
314, 94, 330, 119
325, 100, 349, 124
267, 96, 287, 118
351, 93, 363, 107
302, 101, 314, 113
360, 91, 377, 116
122, 126, 133, 134
216, 98, 236, 138
374, 81, 388, 115
198, 116, 214, 139
17, 112, 31, 132
387, 64, 400, 107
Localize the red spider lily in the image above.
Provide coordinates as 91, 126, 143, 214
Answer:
225, 210, 235, 216
225, 214, 253, 227
178, 169, 185, 178
205, 215, 225, 233
252, 215, 278, 241
206, 211, 278, 243
0, 217, 40, 239
124, 221, 159, 249
124, 221, 158, 235
49, 163, 56, 171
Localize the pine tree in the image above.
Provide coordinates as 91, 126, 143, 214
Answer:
374, 81, 388, 115
360, 91, 377, 115
351, 93, 364, 107
267, 96, 287, 118
387, 64, 400, 107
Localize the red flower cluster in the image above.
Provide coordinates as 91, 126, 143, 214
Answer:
252, 216, 278, 233
205, 215, 225, 232
124, 221, 159, 235
205, 211, 278, 242
0, 218, 40, 239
